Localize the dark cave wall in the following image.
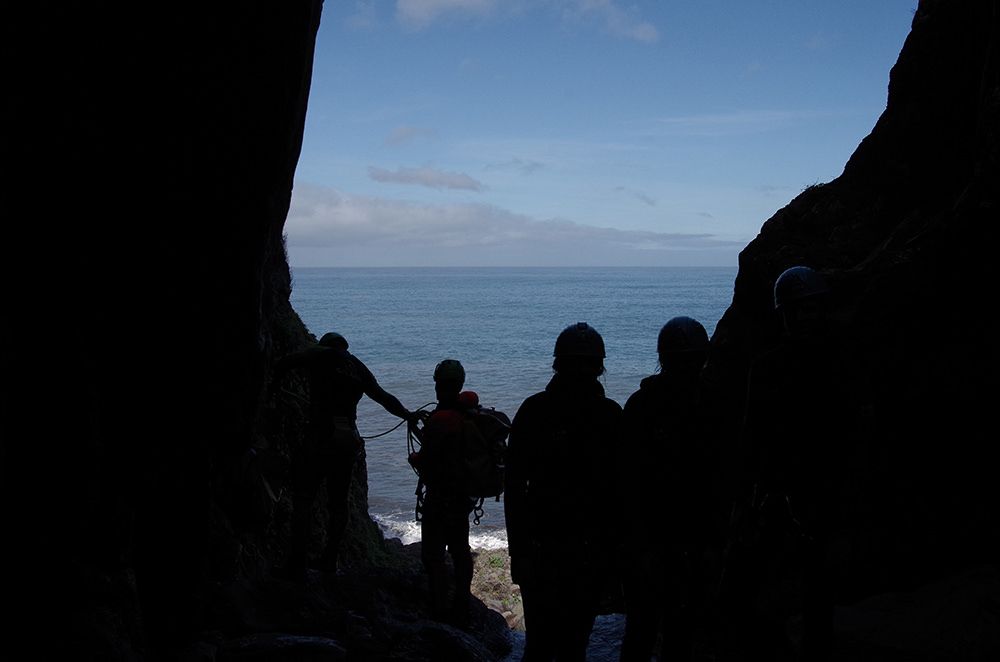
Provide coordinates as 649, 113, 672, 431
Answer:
2, 1, 326, 653
706, 0, 1000, 593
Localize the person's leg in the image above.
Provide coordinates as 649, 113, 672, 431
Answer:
521, 575, 597, 662
520, 584, 559, 662
420, 505, 450, 619
445, 507, 473, 626
287, 447, 322, 580
621, 591, 659, 661
554, 600, 596, 661
320, 446, 358, 572
620, 556, 660, 662
660, 550, 697, 662
801, 538, 833, 662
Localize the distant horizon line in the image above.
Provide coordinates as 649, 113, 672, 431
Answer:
289, 264, 738, 269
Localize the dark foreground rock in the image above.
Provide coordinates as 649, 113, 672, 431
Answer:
199, 538, 512, 661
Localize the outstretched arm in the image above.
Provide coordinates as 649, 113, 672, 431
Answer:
366, 383, 418, 423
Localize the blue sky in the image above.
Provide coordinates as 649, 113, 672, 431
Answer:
286, 0, 917, 267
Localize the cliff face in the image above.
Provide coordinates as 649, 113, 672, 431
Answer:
706, 0, 999, 595
2, 0, 997, 659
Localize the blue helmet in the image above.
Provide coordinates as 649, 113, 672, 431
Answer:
657, 316, 709, 354
319, 331, 348, 350
773, 266, 830, 310
433, 358, 466, 386
553, 322, 606, 358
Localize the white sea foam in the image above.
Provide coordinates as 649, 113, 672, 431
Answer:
373, 511, 509, 550
373, 512, 422, 545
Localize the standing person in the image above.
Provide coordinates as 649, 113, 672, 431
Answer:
725, 266, 869, 662
619, 316, 723, 662
270, 331, 422, 581
505, 322, 625, 661
407, 359, 477, 627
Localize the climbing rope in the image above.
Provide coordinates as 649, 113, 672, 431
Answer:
361, 402, 437, 444
360, 417, 407, 440
406, 401, 438, 522
361, 401, 436, 440
276, 387, 435, 442
405, 402, 436, 468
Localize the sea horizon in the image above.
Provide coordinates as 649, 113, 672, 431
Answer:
288, 265, 738, 549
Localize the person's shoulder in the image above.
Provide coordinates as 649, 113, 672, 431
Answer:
601, 396, 624, 415
521, 391, 549, 407
512, 391, 548, 419
623, 387, 646, 414
345, 352, 377, 379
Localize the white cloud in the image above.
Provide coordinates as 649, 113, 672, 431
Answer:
346, 1, 378, 29
484, 158, 545, 175
614, 186, 656, 207
806, 32, 831, 51
384, 126, 437, 146
756, 184, 792, 195
396, 0, 497, 29
393, 0, 657, 43
368, 165, 485, 191
285, 183, 741, 266
645, 110, 838, 136
565, 0, 659, 43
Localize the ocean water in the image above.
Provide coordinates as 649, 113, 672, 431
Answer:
289, 267, 736, 550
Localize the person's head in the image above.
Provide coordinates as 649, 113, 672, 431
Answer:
657, 316, 709, 374
552, 322, 606, 378
319, 331, 349, 351
773, 265, 831, 337
433, 358, 465, 403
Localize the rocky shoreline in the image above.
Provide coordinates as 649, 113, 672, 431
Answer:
470, 547, 524, 632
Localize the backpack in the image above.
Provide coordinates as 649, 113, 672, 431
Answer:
412, 396, 511, 526
458, 404, 511, 503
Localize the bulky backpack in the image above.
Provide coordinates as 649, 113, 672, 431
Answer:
411, 393, 511, 525
459, 404, 510, 504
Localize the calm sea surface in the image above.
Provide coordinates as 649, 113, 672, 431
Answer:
289, 267, 736, 549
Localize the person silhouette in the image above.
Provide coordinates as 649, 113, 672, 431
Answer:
270, 331, 421, 581
620, 316, 722, 662
504, 322, 624, 661
407, 359, 477, 627
724, 266, 870, 661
